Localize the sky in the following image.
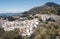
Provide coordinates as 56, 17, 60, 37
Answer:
0, 0, 60, 13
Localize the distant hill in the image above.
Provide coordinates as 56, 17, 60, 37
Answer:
0, 13, 20, 17
21, 2, 60, 17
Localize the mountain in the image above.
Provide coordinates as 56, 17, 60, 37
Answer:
45, 2, 59, 6
28, 2, 60, 14
21, 2, 60, 17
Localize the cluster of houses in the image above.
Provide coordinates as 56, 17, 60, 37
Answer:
0, 18, 39, 36
35, 14, 60, 21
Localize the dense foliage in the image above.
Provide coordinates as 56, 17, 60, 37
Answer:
0, 28, 22, 39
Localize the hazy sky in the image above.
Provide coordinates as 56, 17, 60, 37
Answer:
0, 0, 60, 13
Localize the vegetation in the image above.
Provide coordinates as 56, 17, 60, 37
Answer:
32, 21, 60, 39
0, 28, 22, 39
